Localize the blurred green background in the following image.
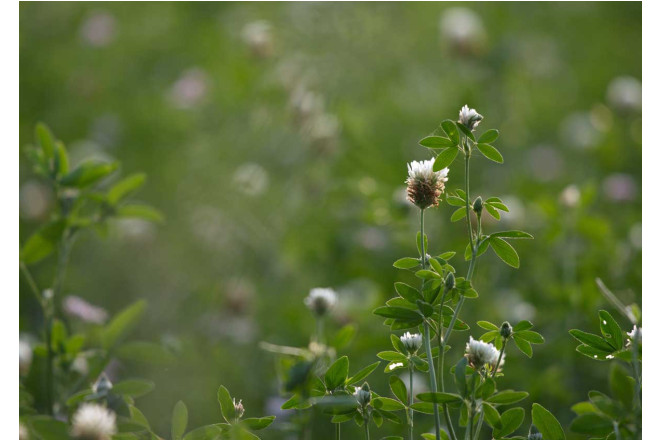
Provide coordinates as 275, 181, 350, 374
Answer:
19, 2, 641, 439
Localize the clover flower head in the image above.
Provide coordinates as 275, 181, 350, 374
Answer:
233, 398, 245, 419
71, 403, 116, 440
458, 105, 483, 131
354, 383, 371, 407
400, 332, 423, 355
304, 288, 337, 316
465, 336, 500, 369
405, 158, 449, 209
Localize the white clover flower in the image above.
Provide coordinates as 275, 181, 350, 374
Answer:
627, 325, 642, 344
465, 336, 500, 369
405, 158, 449, 209
233, 398, 245, 420
71, 403, 116, 440
458, 105, 483, 131
304, 288, 337, 316
389, 362, 404, 371
400, 332, 423, 355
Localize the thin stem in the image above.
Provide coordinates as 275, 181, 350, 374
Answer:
408, 365, 414, 440
363, 418, 370, 440
20, 262, 44, 306
474, 412, 484, 440
316, 316, 325, 344
436, 287, 458, 440
423, 321, 442, 440
491, 339, 507, 378
335, 422, 340, 440
631, 331, 641, 408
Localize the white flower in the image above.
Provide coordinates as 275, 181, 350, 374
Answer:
458, 105, 483, 131
19, 423, 28, 440
400, 332, 423, 354
71, 403, 116, 440
465, 336, 500, 369
19, 340, 32, 375
233, 398, 245, 420
304, 288, 337, 316
241, 20, 273, 58
559, 184, 581, 208
627, 325, 642, 344
405, 158, 449, 209
389, 362, 404, 371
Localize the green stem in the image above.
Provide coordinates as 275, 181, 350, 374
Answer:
335, 422, 340, 440
20, 262, 44, 306
492, 339, 507, 378
409, 365, 414, 440
436, 288, 458, 440
423, 321, 442, 440
631, 331, 641, 409
316, 316, 325, 344
363, 418, 370, 440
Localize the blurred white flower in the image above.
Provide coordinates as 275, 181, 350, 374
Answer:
116, 218, 157, 243
465, 336, 499, 369
80, 11, 116, 47
560, 112, 602, 150
304, 288, 337, 316
527, 146, 563, 182
559, 184, 581, 208
629, 223, 642, 250
169, 68, 209, 109
241, 20, 274, 58
602, 173, 637, 202
19, 340, 32, 376
232, 163, 269, 196
439, 8, 486, 55
71, 356, 89, 376
63, 296, 109, 324
458, 105, 483, 131
389, 362, 404, 371
607, 76, 642, 113
400, 332, 423, 355
20, 423, 28, 440
71, 403, 116, 440
20, 180, 53, 221
627, 325, 642, 344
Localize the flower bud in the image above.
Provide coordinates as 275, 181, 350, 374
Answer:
233, 398, 245, 420
400, 332, 423, 355
499, 321, 512, 339
458, 105, 483, 131
445, 272, 456, 290
472, 196, 483, 215
528, 425, 543, 440
304, 288, 337, 317
354, 383, 371, 407
92, 373, 113, 395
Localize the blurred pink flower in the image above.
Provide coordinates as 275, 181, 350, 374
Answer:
80, 11, 117, 47
602, 173, 637, 202
64, 295, 109, 324
169, 68, 209, 109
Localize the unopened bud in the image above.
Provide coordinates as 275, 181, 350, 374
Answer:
92, 373, 113, 394
355, 383, 371, 407
233, 398, 245, 420
472, 196, 483, 214
528, 425, 543, 440
500, 321, 512, 339
445, 272, 456, 290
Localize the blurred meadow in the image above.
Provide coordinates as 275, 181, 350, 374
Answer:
19, 2, 641, 439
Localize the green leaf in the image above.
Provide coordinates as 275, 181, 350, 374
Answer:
415, 270, 442, 280
393, 258, 420, 269
183, 425, 224, 440
172, 401, 188, 440
480, 330, 499, 343
575, 344, 613, 361
30, 416, 69, 440
60, 160, 118, 187
325, 356, 349, 390
348, 361, 380, 385
482, 402, 501, 429
446, 196, 465, 207
465, 239, 490, 261
456, 122, 475, 141
477, 321, 499, 331
377, 351, 408, 362
441, 120, 460, 145
610, 363, 634, 408
487, 201, 510, 211
416, 232, 428, 256
20, 219, 67, 264
36, 123, 56, 159
490, 237, 520, 268
598, 310, 624, 350
410, 402, 435, 414
478, 129, 499, 144
494, 407, 525, 438
490, 230, 533, 239
416, 392, 462, 404
515, 331, 544, 344
108, 173, 147, 205
388, 375, 408, 403
513, 321, 533, 332
373, 306, 422, 321
570, 413, 612, 436
531, 403, 565, 440
103, 300, 147, 349
242, 416, 275, 430
454, 357, 468, 396
391, 334, 407, 353
476, 143, 504, 163
117, 204, 164, 223
54, 141, 69, 176
113, 379, 155, 398
373, 397, 406, 411
568, 330, 614, 352
487, 391, 529, 405
416, 300, 434, 317
512, 334, 533, 357
218, 385, 236, 423
451, 207, 467, 222
332, 324, 356, 350
420, 136, 455, 149
484, 203, 501, 220
433, 147, 459, 171
129, 404, 151, 428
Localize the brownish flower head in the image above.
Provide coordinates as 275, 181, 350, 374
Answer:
406, 158, 449, 209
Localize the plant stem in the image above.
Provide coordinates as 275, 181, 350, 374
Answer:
491, 339, 507, 378
631, 331, 641, 409
423, 321, 442, 440
316, 316, 325, 344
363, 418, 370, 440
20, 262, 44, 306
408, 365, 414, 440
335, 422, 340, 440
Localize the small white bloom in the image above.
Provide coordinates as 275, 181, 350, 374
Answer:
304, 288, 337, 316
389, 362, 404, 371
465, 336, 500, 369
71, 403, 116, 440
458, 105, 483, 131
627, 325, 642, 344
400, 332, 423, 355
559, 184, 581, 208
